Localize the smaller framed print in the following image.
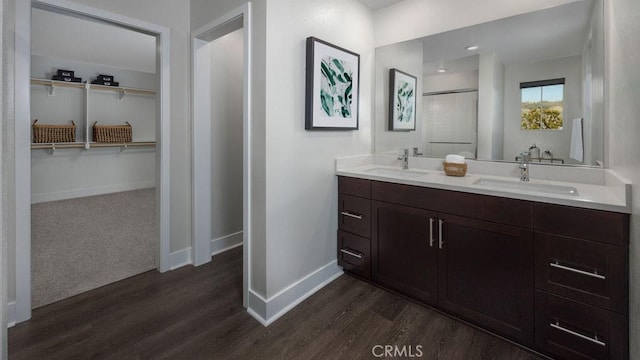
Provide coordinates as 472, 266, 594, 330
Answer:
389, 68, 417, 131
305, 37, 360, 130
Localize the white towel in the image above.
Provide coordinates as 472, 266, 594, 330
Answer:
445, 154, 465, 164
570, 118, 584, 162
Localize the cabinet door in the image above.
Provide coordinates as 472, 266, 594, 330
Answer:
371, 201, 438, 305
437, 214, 534, 346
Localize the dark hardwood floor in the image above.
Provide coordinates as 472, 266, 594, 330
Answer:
9, 247, 543, 359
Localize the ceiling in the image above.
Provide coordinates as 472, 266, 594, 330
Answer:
31, 8, 156, 73
420, 0, 593, 76
359, 0, 404, 10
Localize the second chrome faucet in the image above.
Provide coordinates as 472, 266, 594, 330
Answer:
519, 151, 530, 181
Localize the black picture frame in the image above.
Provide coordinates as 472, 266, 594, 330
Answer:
305, 37, 360, 130
388, 68, 417, 131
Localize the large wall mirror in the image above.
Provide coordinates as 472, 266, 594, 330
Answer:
374, 0, 604, 167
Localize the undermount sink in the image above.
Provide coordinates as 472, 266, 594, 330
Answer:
364, 167, 429, 178
473, 178, 579, 196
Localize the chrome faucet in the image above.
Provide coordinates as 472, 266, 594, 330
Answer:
519, 151, 530, 182
398, 148, 409, 170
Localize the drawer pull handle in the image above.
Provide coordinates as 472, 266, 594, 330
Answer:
549, 261, 606, 280
550, 321, 606, 347
429, 218, 435, 247
341, 211, 363, 220
438, 219, 444, 249
340, 248, 363, 259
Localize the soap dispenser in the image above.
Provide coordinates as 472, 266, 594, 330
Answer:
529, 144, 540, 160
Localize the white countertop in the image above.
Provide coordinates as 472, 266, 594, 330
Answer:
336, 155, 631, 213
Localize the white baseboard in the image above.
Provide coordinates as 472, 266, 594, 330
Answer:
169, 247, 193, 270
170, 232, 243, 270
32, 181, 155, 204
7, 301, 16, 328
247, 260, 343, 326
211, 231, 243, 256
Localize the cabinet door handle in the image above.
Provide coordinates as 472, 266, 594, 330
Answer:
340, 248, 363, 259
549, 261, 606, 280
340, 211, 363, 220
438, 219, 444, 249
550, 321, 606, 347
429, 218, 435, 247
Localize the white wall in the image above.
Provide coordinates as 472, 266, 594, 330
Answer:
373, 0, 581, 47
477, 53, 504, 160
502, 56, 582, 164
423, 70, 478, 94
374, 39, 423, 154
263, 0, 374, 297
210, 28, 243, 240
1, 0, 11, 355
606, 0, 640, 358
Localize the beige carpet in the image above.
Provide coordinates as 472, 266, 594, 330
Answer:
31, 188, 156, 308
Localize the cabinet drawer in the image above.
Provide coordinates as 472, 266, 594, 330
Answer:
339, 194, 371, 238
372, 181, 533, 228
534, 203, 628, 246
535, 232, 627, 313
535, 291, 626, 360
338, 176, 371, 198
338, 230, 370, 279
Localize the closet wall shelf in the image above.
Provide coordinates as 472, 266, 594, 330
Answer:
31, 141, 156, 151
31, 78, 156, 97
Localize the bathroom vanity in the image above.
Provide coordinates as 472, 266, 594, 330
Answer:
336, 159, 630, 360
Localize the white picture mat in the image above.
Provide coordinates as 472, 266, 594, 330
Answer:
391, 70, 416, 130
312, 41, 359, 128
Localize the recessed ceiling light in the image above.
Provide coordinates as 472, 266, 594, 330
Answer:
465, 45, 479, 50
438, 68, 447, 73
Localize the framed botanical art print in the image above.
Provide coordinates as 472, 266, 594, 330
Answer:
305, 37, 360, 130
388, 68, 417, 131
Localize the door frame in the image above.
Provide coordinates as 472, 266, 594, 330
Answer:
191, 3, 252, 307
13, 0, 172, 323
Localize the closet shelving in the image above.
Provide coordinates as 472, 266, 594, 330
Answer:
30, 78, 157, 151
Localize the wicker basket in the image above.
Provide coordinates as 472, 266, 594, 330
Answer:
32, 119, 76, 143
93, 121, 132, 143
443, 162, 467, 177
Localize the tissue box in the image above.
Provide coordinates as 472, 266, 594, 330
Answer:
443, 162, 467, 177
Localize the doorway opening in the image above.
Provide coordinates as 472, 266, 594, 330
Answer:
13, 0, 171, 323
192, 4, 252, 307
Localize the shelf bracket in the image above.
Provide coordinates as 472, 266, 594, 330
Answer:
118, 90, 126, 101
47, 84, 55, 96
49, 143, 56, 155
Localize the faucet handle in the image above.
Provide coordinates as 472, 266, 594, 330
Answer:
520, 151, 531, 162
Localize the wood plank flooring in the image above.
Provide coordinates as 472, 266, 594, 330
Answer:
9, 247, 544, 359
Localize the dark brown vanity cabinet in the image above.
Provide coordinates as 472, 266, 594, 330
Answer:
437, 213, 534, 346
370, 179, 535, 345
337, 177, 372, 279
371, 201, 438, 304
534, 204, 629, 360
337, 176, 629, 360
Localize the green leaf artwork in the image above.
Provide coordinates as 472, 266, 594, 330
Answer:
320, 56, 353, 118
395, 80, 415, 123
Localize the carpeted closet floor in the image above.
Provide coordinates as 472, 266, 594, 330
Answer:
31, 188, 156, 308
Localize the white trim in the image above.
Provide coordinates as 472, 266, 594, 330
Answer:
14, 0, 172, 324
246, 260, 343, 326
211, 231, 243, 256
191, 2, 252, 309
169, 247, 193, 270
31, 182, 155, 204
7, 302, 16, 328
